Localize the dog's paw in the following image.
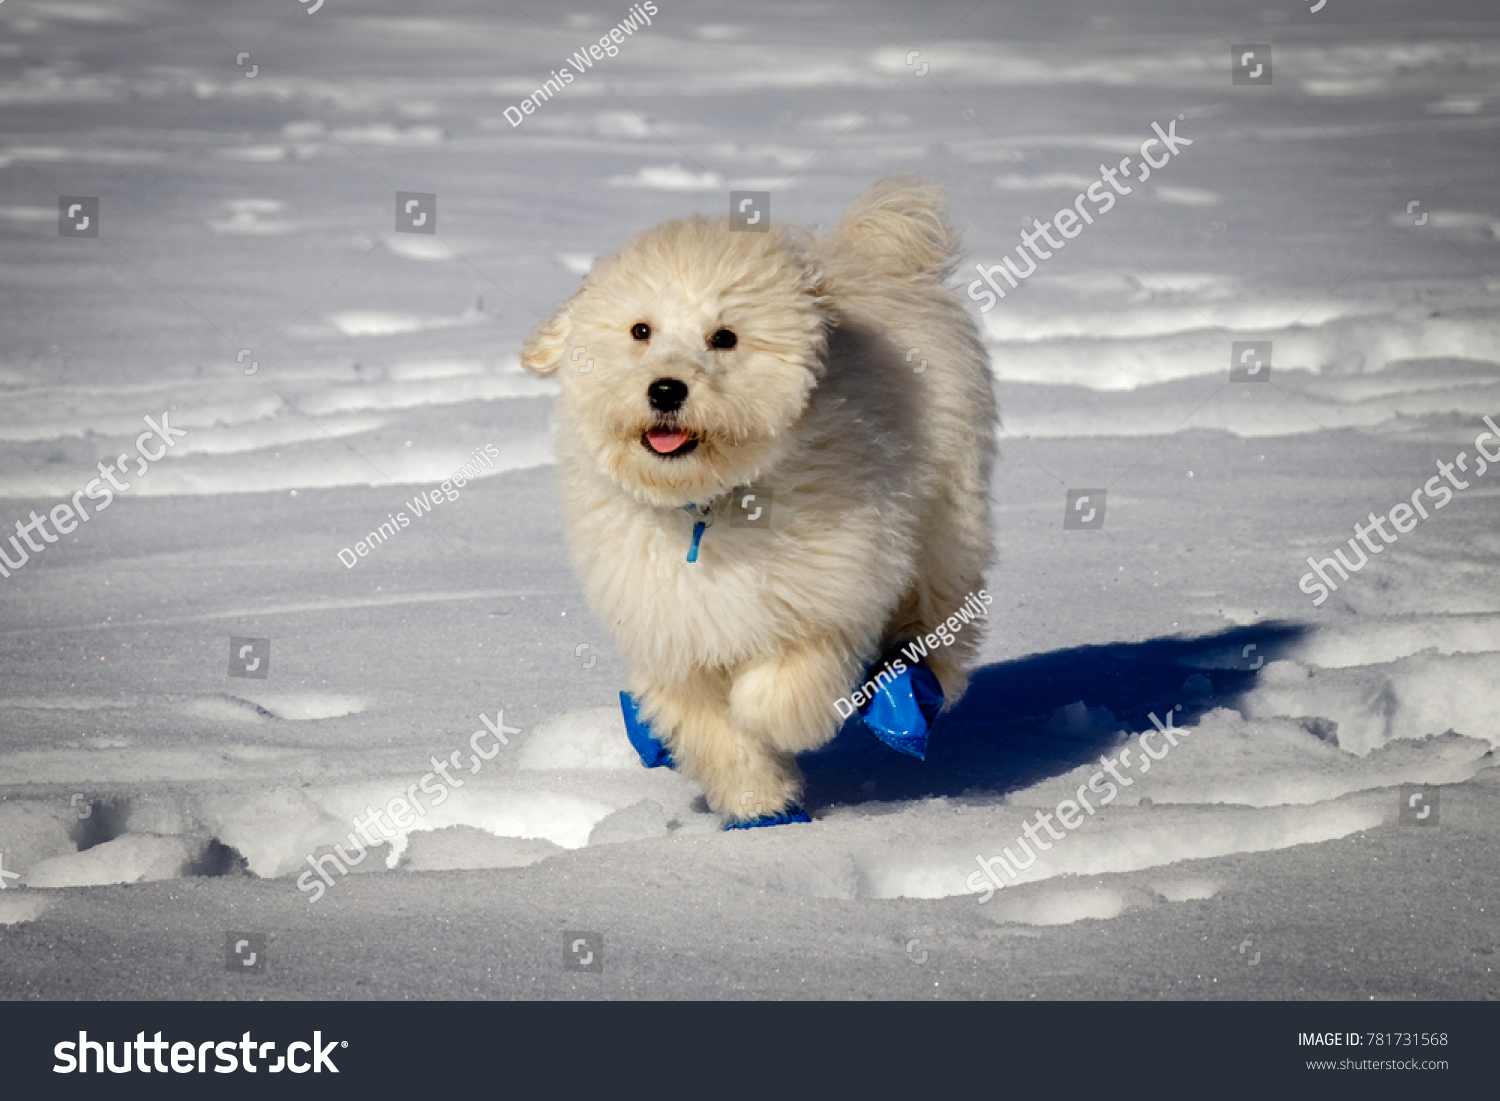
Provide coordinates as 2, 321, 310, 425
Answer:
704, 750, 807, 825
717, 768, 810, 828
723, 805, 812, 831
618, 691, 676, 769
729, 647, 850, 754
922, 652, 969, 706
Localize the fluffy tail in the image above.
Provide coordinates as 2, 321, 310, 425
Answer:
829, 174, 961, 280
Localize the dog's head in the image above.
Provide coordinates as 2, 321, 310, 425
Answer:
520, 214, 828, 508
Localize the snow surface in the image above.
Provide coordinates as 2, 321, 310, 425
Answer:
1, 0, 1498, 999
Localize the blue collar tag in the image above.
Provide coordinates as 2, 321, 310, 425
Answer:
682, 503, 714, 562
686, 519, 707, 562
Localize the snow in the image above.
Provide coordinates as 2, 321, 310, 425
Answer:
25, 835, 205, 889
515, 706, 644, 771
1, 0, 1498, 999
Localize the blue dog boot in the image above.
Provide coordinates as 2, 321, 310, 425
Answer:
856, 655, 944, 760
724, 805, 812, 830
619, 690, 675, 769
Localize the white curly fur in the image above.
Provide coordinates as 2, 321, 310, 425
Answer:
522, 175, 998, 822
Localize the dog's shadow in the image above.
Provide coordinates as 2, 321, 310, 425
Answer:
801, 621, 1310, 811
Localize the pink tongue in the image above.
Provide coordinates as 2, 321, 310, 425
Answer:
647, 429, 690, 454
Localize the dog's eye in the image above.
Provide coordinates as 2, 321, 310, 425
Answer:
631, 322, 651, 341
709, 329, 737, 350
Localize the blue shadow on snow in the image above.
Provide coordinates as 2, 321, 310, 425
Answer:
800, 621, 1311, 812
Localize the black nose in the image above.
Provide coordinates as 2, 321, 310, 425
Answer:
648, 378, 689, 412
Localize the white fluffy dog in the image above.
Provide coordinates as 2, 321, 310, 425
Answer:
521, 175, 997, 824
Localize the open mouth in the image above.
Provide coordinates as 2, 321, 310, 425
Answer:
641, 426, 700, 458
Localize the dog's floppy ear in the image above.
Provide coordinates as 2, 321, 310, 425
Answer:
520, 301, 574, 377
781, 227, 833, 313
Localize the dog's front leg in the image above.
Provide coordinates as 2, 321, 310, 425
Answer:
729, 638, 861, 755
634, 670, 805, 822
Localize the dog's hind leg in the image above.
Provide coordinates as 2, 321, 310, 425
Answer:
632, 669, 806, 822
885, 538, 988, 707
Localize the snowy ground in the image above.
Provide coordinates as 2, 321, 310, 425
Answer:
1, 0, 1498, 999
